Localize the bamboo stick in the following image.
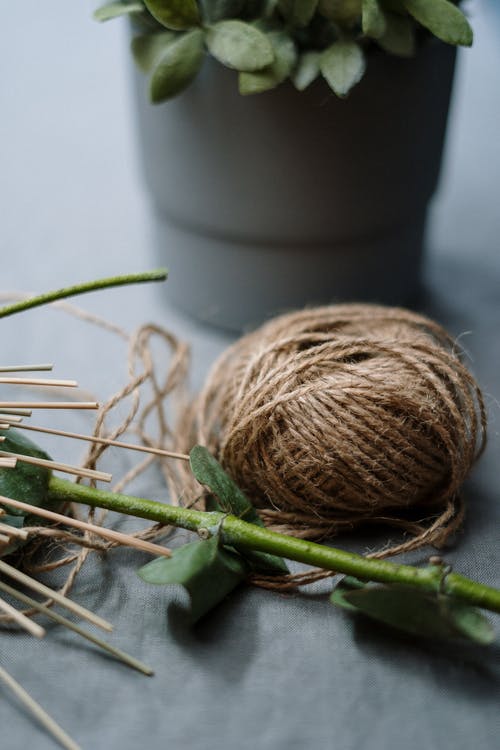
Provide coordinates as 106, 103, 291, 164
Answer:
0, 596, 45, 638
0, 414, 24, 423
0, 458, 17, 468
0, 402, 97, 410
0, 495, 171, 559
0, 409, 32, 417
0, 560, 113, 632
0, 664, 80, 750
0, 378, 77, 387
0, 451, 111, 482
0, 522, 29, 540
8, 422, 190, 461
0, 581, 153, 676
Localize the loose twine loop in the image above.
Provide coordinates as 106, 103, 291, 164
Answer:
0, 300, 488, 617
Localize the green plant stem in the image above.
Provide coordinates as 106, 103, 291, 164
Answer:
48, 477, 500, 614
0, 270, 167, 319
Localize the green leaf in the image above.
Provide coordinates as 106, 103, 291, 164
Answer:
138, 535, 247, 622
143, 0, 201, 30
205, 20, 275, 72
0, 429, 53, 558
149, 29, 205, 103
331, 580, 495, 644
239, 30, 297, 94
362, 0, 386, 38
403, 0, 473, 46
320, 40, 366, 97
278, 0, 319, 27
318, 0, 362, 24
292, 50, 321, 90
0, 429, 52, 511
189, 446, 288, 575
262, 0, 281, 15
329, 575, 366, 611
131, 31, 176, 72
377, 12, 415, 56
380, 0, 406, 11
199, 0, 246, 23
447, 600, 495, 645
94, 1, 145, 21
190, 446, 261, 523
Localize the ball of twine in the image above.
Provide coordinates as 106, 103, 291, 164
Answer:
178, 304, 486, 559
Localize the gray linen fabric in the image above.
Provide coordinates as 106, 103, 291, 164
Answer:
0, 2, 499, 749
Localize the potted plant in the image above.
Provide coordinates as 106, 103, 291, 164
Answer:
95, 1, 473, 330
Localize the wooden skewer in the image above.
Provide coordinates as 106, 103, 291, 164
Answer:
0, 559, 113, 632
0, 596, 45, 638
0, 496, 171, 559
0, 664, 81, 750
0, 402, 97, 410
0, 451, 111, 483
0, 458, 17, 468
0, 377, 77, 387
0, 581, 154, 677
7, 421, 190, 461
0, 364, 53, 373
0, 522, 29, 540
0, 408, 32, 416
0, 414, 24, 423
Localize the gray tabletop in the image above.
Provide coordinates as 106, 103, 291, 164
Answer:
1, 2, 499, 749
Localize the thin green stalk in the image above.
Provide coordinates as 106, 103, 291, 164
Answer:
0, 270, 167, 319
48, 477, 500, 615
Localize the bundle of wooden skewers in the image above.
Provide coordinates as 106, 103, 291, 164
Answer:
0, 271, 177, 750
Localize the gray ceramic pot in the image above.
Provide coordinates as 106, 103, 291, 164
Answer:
131, 41, 456, 330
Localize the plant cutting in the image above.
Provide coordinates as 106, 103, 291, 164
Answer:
93, 1, 475, 330
4, 445, 500, 637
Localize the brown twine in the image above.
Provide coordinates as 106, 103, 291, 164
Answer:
0, 299, 487, 610
174, 304, 486, 587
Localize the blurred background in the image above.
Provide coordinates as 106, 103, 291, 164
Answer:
0, 4, 499, 749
